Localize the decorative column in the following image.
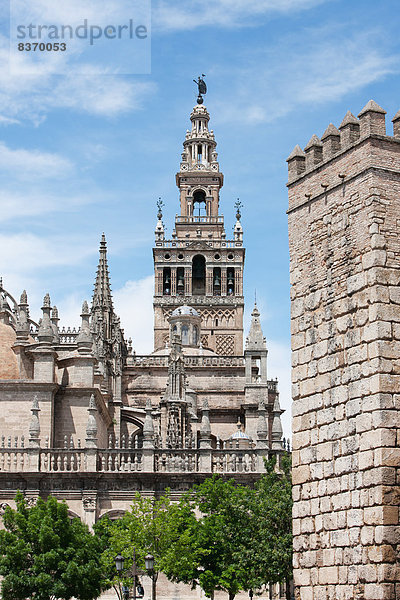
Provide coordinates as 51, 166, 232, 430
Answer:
206, 268, 213, 296
85, 394, 98, 471
256, 399, 268, 472
199, 399, 212, 472
82, 491, 97, 531
271, 395, 284, 452
28, 395, 41, 471
221, 270, 227, 296
142, 398, 155, 472
171, 268, 177, 296
185, 267, 192, 296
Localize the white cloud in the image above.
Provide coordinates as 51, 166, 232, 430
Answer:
0, 32, 155, 123
0, 190, 96, 222
154, 0, 329, 31
0, 232, 95, 272
0, 142, 73, 178
49, 275, 155, 345
211, 28, 399, 125
113, 275, 155, 354
50, 75, 154, 117
267, 339, 292, 442
0, 115, 21, 126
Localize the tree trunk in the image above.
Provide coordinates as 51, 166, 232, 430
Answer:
228, 592, 235, 600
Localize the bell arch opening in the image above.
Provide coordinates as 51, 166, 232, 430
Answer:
192, 255, 206, 295
193, 189, 207, 217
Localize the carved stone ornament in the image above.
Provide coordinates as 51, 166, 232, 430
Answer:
82, 496, 97, 511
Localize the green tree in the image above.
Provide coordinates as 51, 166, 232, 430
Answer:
243, 455, 293, 599
95, 491, 196, 600
163, 457, 293, 600
0, 491, 104, 600
163, 475, 255, 600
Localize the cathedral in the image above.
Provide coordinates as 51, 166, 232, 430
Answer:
0, 93, 286, 530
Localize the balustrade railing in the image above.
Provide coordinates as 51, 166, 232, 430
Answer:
40, 449, 86, 472
59, 327, 80, 344
155, 450, 198, 473
97, 450, 143, 472
158, 239, 241, 248
0, 449, 30, 471
212, 450, 257, 473
0, 441, 277, 474
176, 216, 224, 224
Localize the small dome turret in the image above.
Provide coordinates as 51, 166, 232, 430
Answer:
169, 305, 201, 348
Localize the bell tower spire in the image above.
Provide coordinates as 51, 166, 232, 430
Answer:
153, 87, 245, 356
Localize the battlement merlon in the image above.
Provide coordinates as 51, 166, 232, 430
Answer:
286, 100, 400, 213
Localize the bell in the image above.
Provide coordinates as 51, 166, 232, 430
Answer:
214, 274, 221, 286
227, 276, 234, 286
165, 274, 171, 284
177, 275, 184, 287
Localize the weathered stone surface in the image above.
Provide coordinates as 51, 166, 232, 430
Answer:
288, 102, 400, 598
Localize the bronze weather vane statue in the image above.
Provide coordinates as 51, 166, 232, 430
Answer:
193, 74, 207, 104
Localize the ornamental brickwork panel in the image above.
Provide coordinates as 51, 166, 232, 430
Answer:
216, 334, 235, 355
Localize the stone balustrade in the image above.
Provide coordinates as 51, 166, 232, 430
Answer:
0, 442, 279, 474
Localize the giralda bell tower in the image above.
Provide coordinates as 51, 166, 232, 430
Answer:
153, 80, 245, 355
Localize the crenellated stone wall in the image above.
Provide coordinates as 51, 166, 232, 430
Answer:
287, 100, 400, 600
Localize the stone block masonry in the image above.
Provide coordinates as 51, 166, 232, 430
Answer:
287, 100, 400, 600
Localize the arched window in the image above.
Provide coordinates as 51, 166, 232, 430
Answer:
227, 268, 235, 295
193, 326, 198, 345
177, 267, 185, 296
163, 267, 171, 295
193, 189, 206, 217
192, 255, 206, 295
181, 325, 189, 345
213, 267, 221, 296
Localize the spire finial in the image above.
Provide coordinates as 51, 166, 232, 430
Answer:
37, 294, 54, 344
76, 300, 92, 353
157, 197, 164, 220
245, 301, 266, 351
92, 234, 113, 311
235, 199, 242, 221
193, 74, 207, 104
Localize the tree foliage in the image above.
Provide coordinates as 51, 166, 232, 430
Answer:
0, 491, 104, 600
163, 456, 293, 600
95, 491, 196, 599
95, 458, 292, 600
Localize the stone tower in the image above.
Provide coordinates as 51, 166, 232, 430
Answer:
287, 100, 400, 600
153, 102, 245, 355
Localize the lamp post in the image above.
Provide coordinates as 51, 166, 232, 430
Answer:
145, 554, 155, 600
114, 553, 125, 600
115, 552, 138, 600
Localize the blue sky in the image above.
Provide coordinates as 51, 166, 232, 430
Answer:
1, 0, 400, 437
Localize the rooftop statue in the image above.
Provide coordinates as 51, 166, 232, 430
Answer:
193, 74, 207, 104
